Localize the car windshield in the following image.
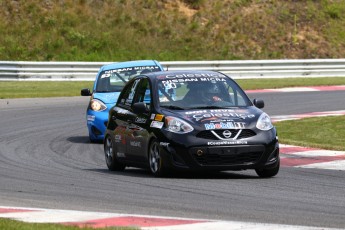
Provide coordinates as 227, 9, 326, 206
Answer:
95, 65, 161, 92
157, 73, 251, 109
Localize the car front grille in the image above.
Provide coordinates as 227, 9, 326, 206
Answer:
190, 145, 264, 166
196, 129, 256, 140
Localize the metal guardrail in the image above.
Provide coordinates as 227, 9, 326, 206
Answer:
1, 59, 345, 81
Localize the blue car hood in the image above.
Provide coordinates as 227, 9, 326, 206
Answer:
92, 92, 121, 104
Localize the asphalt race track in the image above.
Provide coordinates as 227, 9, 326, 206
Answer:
0, 91, 345, 229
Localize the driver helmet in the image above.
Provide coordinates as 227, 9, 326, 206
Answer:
204, 83, 222, 101
188, 81, 222, 102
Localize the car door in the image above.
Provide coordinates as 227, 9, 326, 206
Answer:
125, 78, 152, 161
111, 79, 141, 160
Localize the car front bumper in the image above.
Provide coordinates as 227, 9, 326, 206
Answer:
157, 129, 279, 172
86, 109, 109, 141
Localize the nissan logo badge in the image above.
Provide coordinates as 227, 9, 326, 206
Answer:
223, 130, 232, 138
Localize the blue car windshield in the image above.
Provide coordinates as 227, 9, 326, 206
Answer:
157, 75, 251, 109
95, 65, 161, 92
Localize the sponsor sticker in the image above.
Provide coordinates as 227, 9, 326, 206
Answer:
150, 114, 156, 120
117, 108, 128, 115
116, 152, 125, 157
204, 121, 246, 130
185, 110, 208, 115
155, 114, 164, 121
160, 142, 170, 147
162, 77, 226, 84
164, 73, 225, 79
191, 110, 255, 122
135, 117, 147, 123
150, 121, 164, 129
101, 66, 160, 78
130, 141, 141, 147
207, 141, 248, 145
87, 115, 95, 121
114, 134, 122, 142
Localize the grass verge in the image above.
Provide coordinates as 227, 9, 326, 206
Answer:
0, 81, 93, 99
274, 116, 345, 151
0, 218, 136, 230
235, 77, 345, 90
1, 77, 344, 99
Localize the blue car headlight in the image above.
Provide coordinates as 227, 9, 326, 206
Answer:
90, 99, 107, 111
256, 112, 273, 131
165, 116, 194, 134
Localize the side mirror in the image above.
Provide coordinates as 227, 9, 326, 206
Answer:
132, 102, 149, 114
253, 99, 264, 109
81, 88, 91, 96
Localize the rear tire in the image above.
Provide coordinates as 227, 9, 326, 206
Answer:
148, 139, 167, 177
255, 159, 280, 178
104, 135, 125, 171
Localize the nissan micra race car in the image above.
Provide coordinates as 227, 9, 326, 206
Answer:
81, 60, 163, 142
104, 70, 279, 177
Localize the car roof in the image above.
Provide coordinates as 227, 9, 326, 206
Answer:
99, 60, 162, 71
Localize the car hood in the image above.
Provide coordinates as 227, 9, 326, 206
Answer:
92, 92, 121, 104
164, 107, 263, 130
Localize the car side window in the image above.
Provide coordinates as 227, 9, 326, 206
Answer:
117, 79, 140, 108
134, 78, 151, 109
226, 82, 247, 106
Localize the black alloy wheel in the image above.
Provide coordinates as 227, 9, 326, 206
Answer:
148, 139, 167, 177
104, 135, 125, 171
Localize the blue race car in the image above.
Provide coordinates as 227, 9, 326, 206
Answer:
81, 60, 164, 142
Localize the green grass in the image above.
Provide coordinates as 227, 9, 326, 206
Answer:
235, 77, 345, 90
0, 81, 93, 99
275, 116, 345, 151
0, 218, 136, 230
1, 77, 344, 99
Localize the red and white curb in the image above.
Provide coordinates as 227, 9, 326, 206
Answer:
271, 110, 345, 123
246, 85, 345, 93
280, 144, 345, 170
271, 110, 345, 170
0, 206, 342, 230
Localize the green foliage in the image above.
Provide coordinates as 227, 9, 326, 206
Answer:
1, 0, 345, 61
183, 0, 205, 9
325, 3, 343, 19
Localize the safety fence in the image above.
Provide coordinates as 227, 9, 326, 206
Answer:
1, 59, 345, 81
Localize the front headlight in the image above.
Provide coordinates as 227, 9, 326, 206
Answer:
165, 116, 194, 134
256, 112, 273, 131
90, 99, 107, 111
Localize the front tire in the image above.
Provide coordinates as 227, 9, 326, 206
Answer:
148, 140, 167, 177
89, 136, 101, 143
89, 132, 97, 143
104, 135, 125, 171
255, 159, 280, 178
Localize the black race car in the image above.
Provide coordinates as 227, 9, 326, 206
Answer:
104, 70, 279, 177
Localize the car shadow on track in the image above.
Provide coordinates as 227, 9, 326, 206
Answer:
85, 168, 259, 179
67, 136, 102, 144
